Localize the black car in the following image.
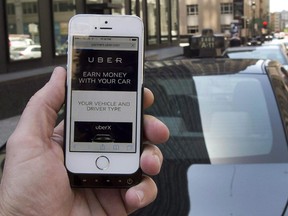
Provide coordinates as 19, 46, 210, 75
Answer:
1, 59, 288, 215
131, 58, 288, 215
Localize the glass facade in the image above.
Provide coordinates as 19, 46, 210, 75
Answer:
160, 0, 169, 43
171, 0, 178, 41
0, 0, 179, 74
111, 0, 125, 14
131, 0, 143, 18
147, 0, 157, 45
86, 0, 125, 15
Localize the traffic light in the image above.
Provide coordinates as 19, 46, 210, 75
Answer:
263, 21, 268, 29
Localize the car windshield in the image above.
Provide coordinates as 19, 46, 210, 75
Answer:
145, 69, 288, 164
226, 49, 287, 65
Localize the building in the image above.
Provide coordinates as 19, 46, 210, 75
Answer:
179, 0, 269, 39
280, 10, 288, 32
270, 11, 288, 33
271, 12, 282, 32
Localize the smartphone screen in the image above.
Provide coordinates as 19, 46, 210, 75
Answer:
68, 36, 140, 154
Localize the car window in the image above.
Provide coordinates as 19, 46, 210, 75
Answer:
145, 71, 288, 164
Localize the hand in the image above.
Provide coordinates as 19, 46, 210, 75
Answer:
0, 67, 169, 216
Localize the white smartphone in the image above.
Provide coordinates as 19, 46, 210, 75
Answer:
65, 14, 144, 188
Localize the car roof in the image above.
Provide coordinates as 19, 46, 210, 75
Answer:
224, 46, 281, 52
144, 58, 270, 76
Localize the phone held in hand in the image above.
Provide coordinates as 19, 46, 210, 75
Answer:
65, 14, 144, 188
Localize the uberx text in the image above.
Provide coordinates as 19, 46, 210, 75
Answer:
95, 125, 112, 130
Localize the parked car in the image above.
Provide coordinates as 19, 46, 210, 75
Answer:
10, 45, 41, 61
222, 46, 288, 68
9, 36, 35, 49
131, 58, 288, 215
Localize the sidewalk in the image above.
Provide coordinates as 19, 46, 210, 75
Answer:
0, 115, 21, 148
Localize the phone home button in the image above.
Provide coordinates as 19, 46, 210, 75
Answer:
96, 156, 110, 170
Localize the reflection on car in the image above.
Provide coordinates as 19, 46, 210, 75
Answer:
131, 59, 288, 216
222, 46, 288, 66
10, 45, 41, 61
187, 163, 288, 215
262, 40, 288, 55
55, 41, 68, 56
9, 36, 35, 49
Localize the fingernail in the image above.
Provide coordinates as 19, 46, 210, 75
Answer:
154, 154, 161, 166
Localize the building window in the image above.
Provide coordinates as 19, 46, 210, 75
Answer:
187, 4, 198, 16
53, 0, 76, 56
22, 2, 38, 14
221, 3, 233, 14
7, 3, 15, 15
187, 26, 199, 34
53, 2, 75, 12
